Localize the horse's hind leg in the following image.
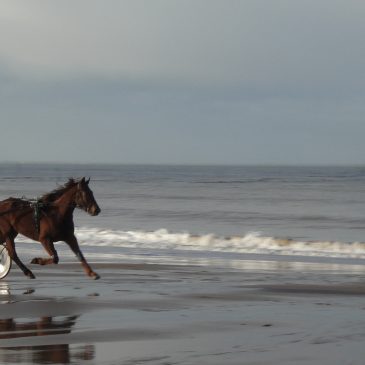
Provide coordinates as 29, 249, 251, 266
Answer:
31, 239, 58, 265
5, 237, 35, 279
65, 235, 100, 280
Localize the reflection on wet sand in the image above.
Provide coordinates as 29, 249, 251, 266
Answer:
0, 283, 10, 303
0, 316, 94, 364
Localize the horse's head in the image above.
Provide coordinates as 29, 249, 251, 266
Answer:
75, 177, 101, 216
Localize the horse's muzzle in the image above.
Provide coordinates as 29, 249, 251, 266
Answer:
88, 205, 101, 216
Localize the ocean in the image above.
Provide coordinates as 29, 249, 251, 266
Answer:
2, 163, 365, 269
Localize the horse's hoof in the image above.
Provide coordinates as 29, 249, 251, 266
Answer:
91, 273, 100, 280
27, 272, 36, 279
31, 258, 40, 265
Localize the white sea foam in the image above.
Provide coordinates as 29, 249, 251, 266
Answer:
70, 227, 365, 260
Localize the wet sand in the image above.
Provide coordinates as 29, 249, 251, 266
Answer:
1, 261, 365, 364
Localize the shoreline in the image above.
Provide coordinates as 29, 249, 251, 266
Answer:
1, 262, 365, 364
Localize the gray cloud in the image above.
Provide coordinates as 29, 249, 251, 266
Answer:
0, 1, 364, 164
1, 1, 364, 87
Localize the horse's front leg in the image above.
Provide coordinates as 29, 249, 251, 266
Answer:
5, 237, 35, 279
64, 235, 100, 280
30, 238, 59, 266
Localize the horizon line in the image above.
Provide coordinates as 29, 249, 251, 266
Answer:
1, 161, 365, 168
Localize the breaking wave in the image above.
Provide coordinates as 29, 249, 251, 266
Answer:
74, 227, 365, 260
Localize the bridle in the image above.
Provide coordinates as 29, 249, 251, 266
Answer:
74, 188, 95, 213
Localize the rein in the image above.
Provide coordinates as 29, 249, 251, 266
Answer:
24, 197, 82, 233
0, 182, 89, 233
25, 193, 86, 231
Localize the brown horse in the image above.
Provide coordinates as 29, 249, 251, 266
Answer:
0, 177, 101, 279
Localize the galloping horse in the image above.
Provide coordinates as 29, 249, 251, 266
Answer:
0, 177, 101, 279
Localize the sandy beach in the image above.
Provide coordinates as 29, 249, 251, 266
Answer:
2, 0, 365, 360
0, 260, 364, 365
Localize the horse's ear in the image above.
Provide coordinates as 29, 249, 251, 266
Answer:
78, 177, 86, 188
86, 177, 90, 185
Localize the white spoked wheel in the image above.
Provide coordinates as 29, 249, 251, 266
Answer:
0, 245, 12, 280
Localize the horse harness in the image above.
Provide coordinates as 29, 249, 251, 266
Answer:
0, 197, 48, 233
26, 198, 79, 233
3, 190, 83, 234
29, 199, 48, 233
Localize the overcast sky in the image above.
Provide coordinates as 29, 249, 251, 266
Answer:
0, 0, 364, 165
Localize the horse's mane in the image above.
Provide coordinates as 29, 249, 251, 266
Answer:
40, 178, 79, 203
